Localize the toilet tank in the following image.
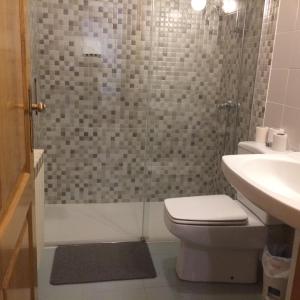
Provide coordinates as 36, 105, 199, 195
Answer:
237, 141, 281, 225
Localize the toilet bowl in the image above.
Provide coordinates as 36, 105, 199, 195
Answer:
164, 195, 266, 283
164, 141, 282, 283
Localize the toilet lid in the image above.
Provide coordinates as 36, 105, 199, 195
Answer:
164, 195, 248, 225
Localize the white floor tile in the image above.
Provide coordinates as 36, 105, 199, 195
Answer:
143, 244, 182, 288
145, 284, 262, 300
38, 247, 56, 288
147, 241, 180, 255
143, 202, 178, 241
145, 286, 183, 300
39, 284, 84, 300
83, 287, 147, 300
177, 283, 262, 300
80, 279, 144, 294
38, 243, 262, 300
143, 255, 180, 288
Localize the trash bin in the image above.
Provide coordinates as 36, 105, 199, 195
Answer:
262, 246, 291, 300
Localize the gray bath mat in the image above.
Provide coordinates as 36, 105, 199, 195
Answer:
50, 241, 156, 285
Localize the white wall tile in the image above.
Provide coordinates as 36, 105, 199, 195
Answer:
281, 106, 300, 150
277, 0, 298, 32
296, 1, 300, 30
272, 32, 294, 68
286, 69, 300, 108
264, 102, 283, 128
265, 0, 300, 150
290, 30, 300, 68
267, 68, 288, 103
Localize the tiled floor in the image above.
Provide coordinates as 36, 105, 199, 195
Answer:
38, 242, 263, 300
44, 202, 176, 245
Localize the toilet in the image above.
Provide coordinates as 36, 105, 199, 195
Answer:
164, 141, 281, 283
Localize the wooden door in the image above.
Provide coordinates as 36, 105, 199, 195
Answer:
0, 0, 37, 299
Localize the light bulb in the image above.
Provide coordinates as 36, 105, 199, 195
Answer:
191, 0, 207, 12
263, 0, 271, 18
222, 0, 238, 14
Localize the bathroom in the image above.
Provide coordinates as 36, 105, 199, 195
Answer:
1, 0, 300, 299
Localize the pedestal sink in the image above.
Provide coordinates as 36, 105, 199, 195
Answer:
222, 152, 300, 229
222, 151, 300, 300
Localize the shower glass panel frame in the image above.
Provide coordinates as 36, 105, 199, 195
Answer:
141, 0, 264, 240
31, 0, 265, 243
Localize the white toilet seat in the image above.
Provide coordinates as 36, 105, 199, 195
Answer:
164, 195, 248, 226
164, 195, 267, 249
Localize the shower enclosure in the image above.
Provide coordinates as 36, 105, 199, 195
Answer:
30, 0, 266, 244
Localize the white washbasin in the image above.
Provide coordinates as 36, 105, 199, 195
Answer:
222, 152, 300, 229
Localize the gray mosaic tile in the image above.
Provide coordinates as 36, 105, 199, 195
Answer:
29, 0, 271, 204
249, 0, 279, 139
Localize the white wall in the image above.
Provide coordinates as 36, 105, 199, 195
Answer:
264, 0, 300, 151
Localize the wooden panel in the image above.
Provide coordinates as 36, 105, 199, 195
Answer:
0, 0, 37, 298
0, 0, 28, 213
291, 246, 300, 300
0, 174, 32, 284
3, 219, 31, 300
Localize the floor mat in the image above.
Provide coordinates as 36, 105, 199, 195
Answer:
50, 241, 156, 285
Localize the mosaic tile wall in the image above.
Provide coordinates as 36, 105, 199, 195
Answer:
214, 0, 266, 194
146, 0, 223, 202
249, 0, 279, 139
31, 0, 266, 204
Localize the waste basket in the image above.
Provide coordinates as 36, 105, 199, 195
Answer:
262, 246, 291, 300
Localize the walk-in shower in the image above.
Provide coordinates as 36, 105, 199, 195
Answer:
30, 0, 266, 245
